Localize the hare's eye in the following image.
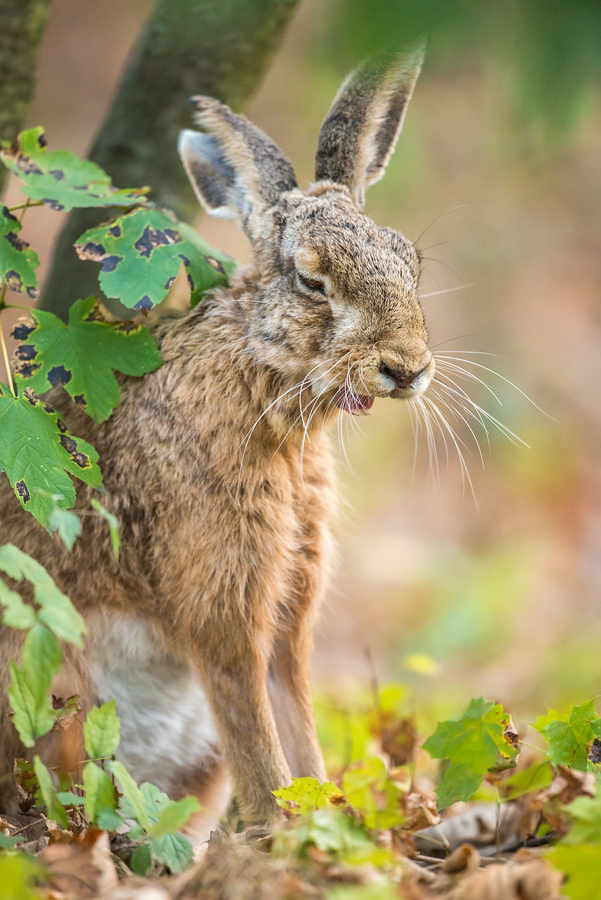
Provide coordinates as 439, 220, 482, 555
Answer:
298, 273, 326, 295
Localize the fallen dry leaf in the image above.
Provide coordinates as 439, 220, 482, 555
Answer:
38, 829, 117, 899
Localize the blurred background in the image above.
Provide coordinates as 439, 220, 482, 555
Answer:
2, 0, 601, 743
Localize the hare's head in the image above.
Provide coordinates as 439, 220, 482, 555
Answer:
179, 47, 433, 416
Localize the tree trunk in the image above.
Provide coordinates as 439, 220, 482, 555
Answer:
40, 0, 300, 319
0, 0, 52, 194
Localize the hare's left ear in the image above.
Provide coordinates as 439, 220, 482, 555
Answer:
315, 44, 424, 210
179, 97, 297, 241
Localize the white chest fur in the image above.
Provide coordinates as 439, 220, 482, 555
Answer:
88, 613, 220, 796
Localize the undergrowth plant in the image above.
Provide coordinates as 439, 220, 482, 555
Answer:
0, 131, 600, 899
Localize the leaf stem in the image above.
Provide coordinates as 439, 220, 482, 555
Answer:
7, 199, 42, 214
0, 319, 15, 396
0, 280, 15, 395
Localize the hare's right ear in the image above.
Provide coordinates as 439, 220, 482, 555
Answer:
178, 97, 297, 239
315, 45, 424, 210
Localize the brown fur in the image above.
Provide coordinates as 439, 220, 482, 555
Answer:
0, 47, 433, 827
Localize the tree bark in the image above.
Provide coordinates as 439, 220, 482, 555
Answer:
40, 0, 300, 319
0, 0, 52, 195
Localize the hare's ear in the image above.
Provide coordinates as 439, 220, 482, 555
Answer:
315, 45, 424, 210
179, 97, 297, 238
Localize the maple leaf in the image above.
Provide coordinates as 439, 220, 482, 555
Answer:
534, 700, 601, 771
13, 297, 162, 423
423, 697, 518, 808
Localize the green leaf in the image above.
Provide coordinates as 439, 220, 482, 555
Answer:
13, 298, 162, 423
48, 504, 81, 551
33, 754, 68, 827
8, 625, 62, 746
535, 700, 601, 770
273, 777, 345, 815
502, 761, 553, 800
0, 205, 39, 297
0, 579, 37, 629
175, 220, 236, 308
281, 807, 392, 867
549, 842, 601, 899
55, 791, 85, 806
75, 208, 235, 312
82, 761, 117, 826
0, 544, 86, 646
0, 128, 147, 212
148, 832, 194, 873
130, 842, 153, 876
146, 795, 200, 838
0, 852, 43, 900
109, 759, 150, 830
341, 758, 405, 829
423, 697, 518, 809
435, 763, 483, 810
0, 384, 103, 527
563, 785, 601, 845
90, 499, 120, 559
0, 833, 25, 848
84, 699, 120, 760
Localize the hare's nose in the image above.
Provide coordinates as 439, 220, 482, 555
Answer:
379, 362, 426, 389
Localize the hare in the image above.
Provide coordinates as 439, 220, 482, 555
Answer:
0, 46, 434, 832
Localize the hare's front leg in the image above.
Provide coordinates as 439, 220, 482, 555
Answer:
268, 475, 332, 782
269, 609, 327, 782
196, 618, 291, 824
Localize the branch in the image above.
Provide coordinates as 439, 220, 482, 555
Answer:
39, 0, 300, 319
0, 0, 51, 194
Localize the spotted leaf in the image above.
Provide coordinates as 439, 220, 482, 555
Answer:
0, 205, 39, 297
0, 383, 103, 527
76, 208, 235, 312
0, 127, 147, 212
13, 297, 162, 423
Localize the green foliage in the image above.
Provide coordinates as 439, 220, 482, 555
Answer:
562, 782, 601, 845
75, 207, 234, 313
0, 384, 103, 527
423, 697, 518, 808
549, 842, 601, 899
90, 499, 120, 559
0, 544, 85, 746
0, 127, 147, 212
331, 0, 601, 139
502, 761, 553, 801
84, 699, 121, 760
0, 544, 86, 645
0, 205, 39, 298
47, 503, 81, 550
8, 625, 60, 746
0, 852, 43, 900
117, 781, 198, 872
274, 777, 344, 814
534, 700, 601, 770
0, 127, 236, 529
276, 806, 392, 867
342, 758, 405, 829
33, 755, 68, 827
13, 297, 162, 423
82, 761, 121, 829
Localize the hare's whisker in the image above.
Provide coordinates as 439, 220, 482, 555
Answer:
420, 284, 476, 299
423, 394, 478, 506
435, 355, 552, 419
435, 358, 503, 405
430, 386, 486, 467
413, 204, 468, 245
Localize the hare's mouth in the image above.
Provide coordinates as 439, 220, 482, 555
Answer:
334, 389, 374, 416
